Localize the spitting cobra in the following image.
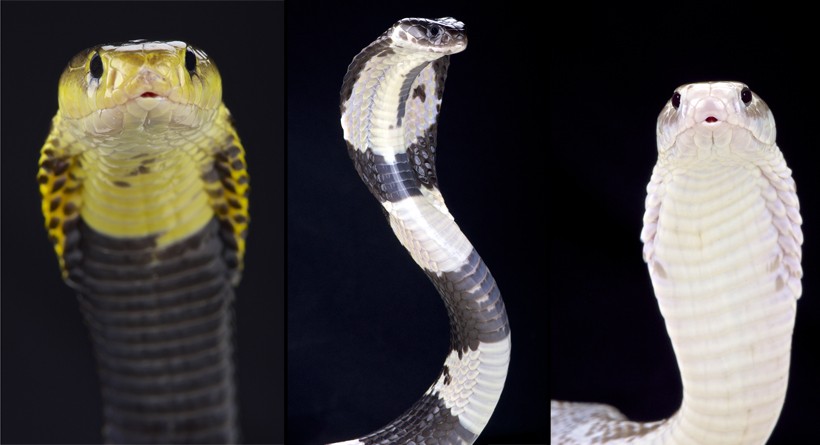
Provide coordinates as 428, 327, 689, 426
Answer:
337, 17, 511, 444
551, 82, 803, 444
38, 40, 249, 443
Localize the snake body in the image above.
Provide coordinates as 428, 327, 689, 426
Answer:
38, 40, 249, 443
337, 18, 511, 444
551, 82, 803, 444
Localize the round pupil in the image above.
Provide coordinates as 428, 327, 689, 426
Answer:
740, 87, 752, 105
671, 92, 681, 109
185, 49, 197, 73
90, 53, 103, 79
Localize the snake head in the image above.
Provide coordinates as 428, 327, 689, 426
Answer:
656, 81, 777, 162
57, 40, 223, 135
390, 17, 468, 54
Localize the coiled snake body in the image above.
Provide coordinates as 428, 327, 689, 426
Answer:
337, 18, 511, 444
551, 82, 803, 444
38, 40, 249, 443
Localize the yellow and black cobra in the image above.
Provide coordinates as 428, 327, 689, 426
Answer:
37, 40, 248, 443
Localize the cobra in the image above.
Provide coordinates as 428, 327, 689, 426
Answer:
551, 82, 803, 444
37, 40, 249, 443
337, 17, 511, 444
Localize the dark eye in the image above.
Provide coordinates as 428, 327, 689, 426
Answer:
740, 87, 752, 106
185, 48, 197, 74
671, 92, 681, 109
89, 53, 103, 80
428, 25, 442, 38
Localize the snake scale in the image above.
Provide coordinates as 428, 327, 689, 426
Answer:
38, 40, 249, 443
551, 82, 803, 444
336, 17, 511, 444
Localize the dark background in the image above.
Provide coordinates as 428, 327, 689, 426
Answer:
1, 1, 284, 443
287, 2, 547, 444
548, 6, 820, 445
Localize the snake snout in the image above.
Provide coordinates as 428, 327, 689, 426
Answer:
695, 97, 727, 124
126, 68, 171, 99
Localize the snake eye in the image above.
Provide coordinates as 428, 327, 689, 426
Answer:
671, 92, 681, 109
428, 25, 442, 39
89, 53, 103, 80
185, 48, 197, 74
741, 87, 752, 106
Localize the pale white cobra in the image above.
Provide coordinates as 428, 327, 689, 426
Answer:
551, 82, 803, 445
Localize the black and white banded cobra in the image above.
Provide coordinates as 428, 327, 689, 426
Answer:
336, 17, 511, 444
552, 82, 803, 444
38, 40, 249, 443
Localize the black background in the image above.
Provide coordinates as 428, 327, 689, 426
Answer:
548, 6, 820, 445
1, 1, 284, 443
287, 2, 546, 444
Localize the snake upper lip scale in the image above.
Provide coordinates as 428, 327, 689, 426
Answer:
552, 81, 803, 444
335, 17, 511, 445
38, 39, 250, 443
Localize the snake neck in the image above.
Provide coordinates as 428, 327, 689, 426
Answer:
44, 108, 243, 443
633, 155, 799, 444
342, 41, 448, 161
78, 141, 214, 248
50, 106, 234, 249
75, 219, 239, 444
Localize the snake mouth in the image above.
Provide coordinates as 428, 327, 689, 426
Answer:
140, 92, 160, 98
705, 116, 718, 123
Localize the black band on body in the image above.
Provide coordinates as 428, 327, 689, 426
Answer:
358, 393, 477, 445
427, 249, 510, 357
72, 218, 238, 444
347, 144, 422, 203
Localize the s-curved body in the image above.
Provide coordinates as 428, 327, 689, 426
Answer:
336, 18, 511, 444
38, 40, 249, 443
551, 82, 803, 444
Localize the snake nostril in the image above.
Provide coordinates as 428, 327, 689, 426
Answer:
705, 116, 718, 123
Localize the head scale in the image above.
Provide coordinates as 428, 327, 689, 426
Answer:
656, 81, 777, 162
389, 17, 468, 54
57, 40, 223, 135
